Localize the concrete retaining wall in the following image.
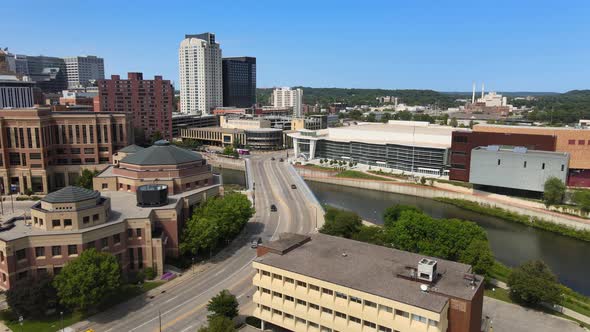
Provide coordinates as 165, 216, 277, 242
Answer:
204, 153, 246, 171
299, 173, 590, 231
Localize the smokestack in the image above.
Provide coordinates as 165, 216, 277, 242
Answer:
471, 82, 476, 104
481, 83, 485, 99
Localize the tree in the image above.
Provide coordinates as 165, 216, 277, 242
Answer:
6, 275, 57, 319
320, 207, 362, 238
351, 225, 386, 246
508, 260, 561, 307
150, 131, 163, 144
319, 159, 324, 165
53, 249, 121, 311
207, 290, 239, 320
198, 316, 236, 332
449, 117, 458, 127
76, 169, 99, 190
459, 239, 495, 276
573, 190, 590, 214
420, 176, 426, 185
222, 146, 238, 158
383, 204, 421, 227
543, 177, 566, 207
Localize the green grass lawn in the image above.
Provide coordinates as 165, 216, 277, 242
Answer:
335, 170, 386, 180
1, 281, 165, 332
485, 287, 513, 303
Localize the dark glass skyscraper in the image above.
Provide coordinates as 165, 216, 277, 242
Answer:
222, 57, 256, 108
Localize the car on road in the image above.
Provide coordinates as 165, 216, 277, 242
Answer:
291, 184, 297, 189
279, 158, 284, 162
271, 157, 275, 161
270, 204, 277, 212
251, 237, 262, 248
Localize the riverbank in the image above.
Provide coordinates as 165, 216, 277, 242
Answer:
203, 152, 246, 171
296, 167, 590, 233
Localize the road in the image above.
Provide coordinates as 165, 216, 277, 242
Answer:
72, 152, 322, 332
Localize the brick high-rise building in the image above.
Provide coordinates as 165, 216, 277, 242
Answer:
0, 107, 132, 194
95, 73, 173, 141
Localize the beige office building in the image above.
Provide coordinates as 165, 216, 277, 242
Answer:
252, 234, 483, 332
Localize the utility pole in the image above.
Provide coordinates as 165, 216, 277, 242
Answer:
159, 309, 162, 332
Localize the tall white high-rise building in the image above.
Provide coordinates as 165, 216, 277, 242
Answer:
63, 55, 104, 88
272, 87, 303, 117
179, 33, 223, 115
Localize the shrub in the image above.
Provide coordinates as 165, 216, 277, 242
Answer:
508, 260, 561, 307
143, 267, 156, 280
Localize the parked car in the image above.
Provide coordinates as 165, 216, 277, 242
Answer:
279, 158, 284, 162
251, 237, 262, 248
291, 184, 297, 189
271, 157, 275, 161
270, 204, 277, 212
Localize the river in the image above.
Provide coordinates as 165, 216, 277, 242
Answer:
216, 168, 590, 295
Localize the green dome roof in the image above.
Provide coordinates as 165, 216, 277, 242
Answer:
120, 140, 203, 166
43, 186, 100, 203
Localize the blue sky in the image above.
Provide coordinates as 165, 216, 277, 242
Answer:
2, 0, 589, 92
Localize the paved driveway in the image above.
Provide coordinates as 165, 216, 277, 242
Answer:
483, 297, 586, 332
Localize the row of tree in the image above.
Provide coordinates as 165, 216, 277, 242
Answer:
543, 177, 590, 213
180, 192, 254, 257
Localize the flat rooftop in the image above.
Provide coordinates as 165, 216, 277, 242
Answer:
474, 145, 569, 157
256, 233, 482, 313
288, 122, 467, 148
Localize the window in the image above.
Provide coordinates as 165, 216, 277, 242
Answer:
272, 291, 282, 298
93, 214, 99, 221
296, 280, 307, 287
272, 273, 282, 280
285, 277, 294, 284
127, 229, 133, 238
569, 139, 576, 145
83, 216, 90, 224
364, 321, 377, 328
285, 295, 294, 302
322, 288, 333, 296
52, 219, 61, 227
84, 148, 95, 154
52, 246, 62, 256
364, 300, 377, 308
379, 326, 392, 332
68, 245, 78, 256
64, 219, 72, 227
429, 319, 439, 327
335, 311, 346, 319
497, 159, 501, 165
335, 292, 347, 300
272, 309, 283, 316
309, 284, 320, 291
524, 161, 527, 168
350, 296, 362, 304
451, 163, 465, 169
309, 322, 319, 328
542, 163, 546, 170
379, 304, 393, 313
296, 299, 307, 306
71, 148, 81, 154
101, 238, 108, 248
412, 314, 427, 324
349, 316, 361, 324
284, 313, 294, 319
113, 234, 121, 244
35, 247, 45, 257
395, 309, 409, 318
29, 153, 41, 160
309, 303, 320, 310
322, 307, 333, 314
102, 183, 108, 189
579, 140, 585, 145
261, 288, 270, 294
295, 317, 306, 324
136, 228, 142, 238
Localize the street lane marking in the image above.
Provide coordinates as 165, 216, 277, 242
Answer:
163, 295, 178, 304
180, 324, 194, 332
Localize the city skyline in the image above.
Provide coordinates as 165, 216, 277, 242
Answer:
2, 0, 589, 92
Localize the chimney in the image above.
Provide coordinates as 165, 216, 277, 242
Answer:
481, 83, 485, 99
471, 82, 476, 104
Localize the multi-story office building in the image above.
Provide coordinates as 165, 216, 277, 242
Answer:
253, 233, 483, 332
289, 121, 465, 176
222, 57, 256, 108
0, 141, 220, 290
180, 126, 284, 150
273, 87, 303, 117
0, 108, 132, 194
179, 33, 223, 115
94, 72, 174, 140
171, 114, 217, 137
22, 56, 68, 93
0, 76, 35, 109
63, 55, 104, 89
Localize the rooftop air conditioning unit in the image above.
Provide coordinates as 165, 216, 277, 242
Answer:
417, 258, 437, 282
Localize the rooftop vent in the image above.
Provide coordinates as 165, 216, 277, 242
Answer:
417, 258, 438, 282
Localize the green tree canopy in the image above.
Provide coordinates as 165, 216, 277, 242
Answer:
76, 169, 99, 189
508, 260, 561, 307
543, 177, 566, 207
320, 207, 362, 238
351, 225, 387, 246
53, 249, 121, 311
180, 192, 254, 256
459, 239, 495, 276
383, 204, 421, 227
573, 190, 590, 214
198, 316, 236, 332
6, 275, 57, 319
207, 289, 239, 320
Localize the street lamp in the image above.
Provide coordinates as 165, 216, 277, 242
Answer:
18, 315, 23, 332
192, 257, 195, 275
60, 311, 64, 332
